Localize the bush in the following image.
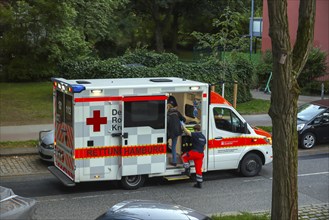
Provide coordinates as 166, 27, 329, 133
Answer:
58, 50, 253, 103
254, 50, 272, 89
301, 80, 329, 96
254, 48, 328, 95
119, 49, 179, 67
298, 48, 328, 88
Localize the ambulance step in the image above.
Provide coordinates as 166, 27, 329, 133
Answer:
164, 175, 190, 181
48, 166, 75, 187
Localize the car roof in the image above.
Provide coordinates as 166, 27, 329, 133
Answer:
311, 99, 329, 108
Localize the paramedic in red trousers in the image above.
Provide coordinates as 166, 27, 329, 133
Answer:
181, 124, 206, 188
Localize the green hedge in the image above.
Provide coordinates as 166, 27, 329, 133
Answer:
58, 50, 252, 103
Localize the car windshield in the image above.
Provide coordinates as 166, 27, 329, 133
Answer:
298, 103, 326, 121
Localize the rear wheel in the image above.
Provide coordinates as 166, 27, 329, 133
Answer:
240, 153, 262, 177
301, 132, 316, 149
121, 175, 145, 190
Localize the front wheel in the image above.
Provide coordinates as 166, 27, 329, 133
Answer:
300, 132, 316, 149
240, 153, 262, 177
121, 175, 145, 190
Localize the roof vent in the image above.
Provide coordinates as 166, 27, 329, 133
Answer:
150, 79, 173, 82
76, 80, 91, 84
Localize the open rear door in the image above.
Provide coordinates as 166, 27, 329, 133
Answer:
54, 89, 75, 181
121, 95, 167, 176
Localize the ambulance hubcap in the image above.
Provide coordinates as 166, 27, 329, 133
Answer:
126, 176, 141, 186
246, 160, 258, 172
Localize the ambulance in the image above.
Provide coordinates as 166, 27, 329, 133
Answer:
48, 77, 272, 189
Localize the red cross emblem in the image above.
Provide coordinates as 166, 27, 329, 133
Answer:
86, 110, 107, 132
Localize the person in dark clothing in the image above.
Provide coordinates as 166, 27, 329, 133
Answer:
167, 97, 186, 166
168, 95, 178, 108
181, 124, 206, 188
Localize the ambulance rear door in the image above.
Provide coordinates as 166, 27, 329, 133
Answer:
54, 89, 75, 181
121, 95, 167, 176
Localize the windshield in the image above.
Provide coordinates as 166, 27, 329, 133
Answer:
297, 103, 326, 121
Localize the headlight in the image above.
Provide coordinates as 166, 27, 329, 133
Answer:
41, 142, 54, 149
264, 137, 272, 145
297, 123, 305, 131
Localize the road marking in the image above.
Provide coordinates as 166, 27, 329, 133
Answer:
243, 178, 267, 182
243, 172, 329, 182
37, 190, 147, 203
298, 171, 329, 177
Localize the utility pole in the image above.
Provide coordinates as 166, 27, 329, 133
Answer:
250, 0, 254, 59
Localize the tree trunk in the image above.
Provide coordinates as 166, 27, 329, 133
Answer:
267, 0, 316, 219
171, 11, 179, 52
155, 23, 164, 52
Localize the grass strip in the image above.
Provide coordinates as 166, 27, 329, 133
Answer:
211, 212, 269, 220
236, 99, 270, 115
0, 82, 53, 126
0, 140, 38, 148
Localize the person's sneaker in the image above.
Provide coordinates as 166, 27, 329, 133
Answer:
193, 182, 202, 189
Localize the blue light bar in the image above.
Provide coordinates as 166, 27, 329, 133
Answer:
71, 84, 86, 93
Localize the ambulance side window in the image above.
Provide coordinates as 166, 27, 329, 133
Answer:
124, 100, 165, 129
213, 107, 244, 133
56, 91, 64, 123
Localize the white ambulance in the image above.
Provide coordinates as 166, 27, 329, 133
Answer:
48, 77, 272, 189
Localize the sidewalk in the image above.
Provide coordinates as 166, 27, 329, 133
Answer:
0, 124, 53, 142
250, 89, 327, 105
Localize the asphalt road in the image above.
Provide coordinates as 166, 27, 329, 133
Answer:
1, 150, 328, 219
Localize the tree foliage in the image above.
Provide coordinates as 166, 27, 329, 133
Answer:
192, 6, 249, 59
0, 0, 263, 82
0, 0, 91, 81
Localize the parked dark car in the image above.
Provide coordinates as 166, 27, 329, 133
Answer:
297, 99, 329, 149
37, 130, 54, 162
96, 200, 211, 220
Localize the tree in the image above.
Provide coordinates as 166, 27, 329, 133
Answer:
267, 1, 316, 219
192, 6, 249, 59
0, 0, 91, 81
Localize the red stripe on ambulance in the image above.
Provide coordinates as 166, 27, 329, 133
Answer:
208, 137, 268, 149
123, 95, 167, 102
74, 144, 166, 159
121, 144, 166, 157
74, 96, 122, 103
75, 146, 121, 159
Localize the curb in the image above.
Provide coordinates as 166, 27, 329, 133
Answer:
210, 203, 329, 219
0, 147, 38, 157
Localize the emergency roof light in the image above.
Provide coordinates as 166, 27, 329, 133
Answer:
71, 84, 86, 93
52, 78, 86, 93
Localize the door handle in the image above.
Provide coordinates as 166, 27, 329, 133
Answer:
122, 132, 128, 139
215, 136, 223, 140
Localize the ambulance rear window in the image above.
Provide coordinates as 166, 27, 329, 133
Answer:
65, 94, 73, 126
124, 100, 165, 129
56, 90, 64, 123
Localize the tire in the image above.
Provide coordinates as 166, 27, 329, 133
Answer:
300, 132, 316, 149
240, 153, 262, 177
121, 175, 145, 190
